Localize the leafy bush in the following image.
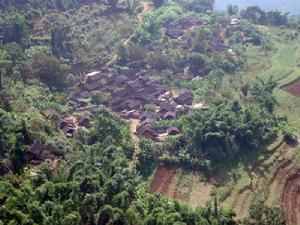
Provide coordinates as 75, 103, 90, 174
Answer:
148, 52, 172, 71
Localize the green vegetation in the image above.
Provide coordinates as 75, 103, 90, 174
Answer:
1, 0, 300, 224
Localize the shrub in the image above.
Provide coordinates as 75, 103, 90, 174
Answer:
23, 53, 69, 89
188, 52, 212, 75
148, 52, 172, 71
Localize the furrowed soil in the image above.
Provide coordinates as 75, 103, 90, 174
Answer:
149, 27, 300, 223
149, 165, 214, 208
282, 78, 300, 97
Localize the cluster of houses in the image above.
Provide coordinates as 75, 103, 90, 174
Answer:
164, 16, 204, 39
68, 66, 194, 140
26, 108, 92, 164
41, 108, 91, 138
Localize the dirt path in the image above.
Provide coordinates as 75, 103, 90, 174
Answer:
183, 66, 190, 80
130, 119, 139, 159
128, 119, 139, 169
107, 0, 151, 66
234, 187, 254, 219
137, 0, 151, 23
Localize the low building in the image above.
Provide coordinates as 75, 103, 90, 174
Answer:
41, 108, 58, 118
138, 125, 159, 140
26, 141, 52, 164
174, 90, 193, 105
75, 114, 91, 128
163, 111, 176, 120
167, 127, 180, 135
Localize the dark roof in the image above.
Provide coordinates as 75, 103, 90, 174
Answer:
76, 105, 99, 114
128, 60, 145, 69
78, 91, 90, 98
163, 111, 176, 120
85, 73, 102, 84
138, 125, 159, 138
174, 91, 193, 105
159, 102, 175, 113
62, 126, 75, 135
127, 80, 142, 90
140, 111, 159, 122
115, 75, 129, 84
114, 88, 131, 98
127, 99, 142, 110
167, 127, 180, 135
26, 141, 51, 161
57, 118, 68, 129
75, 114, 91, 127
107, 97, 123, 107
41, 109, 58, 118
84, 81, 102, 91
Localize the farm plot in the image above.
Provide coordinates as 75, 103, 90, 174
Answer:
149, 165, 214, 207
282, 78, 300, 97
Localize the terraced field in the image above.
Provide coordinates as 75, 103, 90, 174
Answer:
149, 26, 300, 223
149, 165, 214, 208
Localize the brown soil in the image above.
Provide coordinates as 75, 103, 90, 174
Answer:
281, 170, 300, 225
282, 78, 300, 97
149, 164, 179, 196
107, 0, 151, 66
137, 1, 151, 23
150, 166, 214, 207
234, 187, 254, 219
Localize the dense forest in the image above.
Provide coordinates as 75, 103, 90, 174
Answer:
0, 0, 299, 224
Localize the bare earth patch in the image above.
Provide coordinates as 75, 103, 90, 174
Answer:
282, 78, 300, 97
150, 165, 214, 207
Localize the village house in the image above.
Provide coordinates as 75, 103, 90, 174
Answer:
76, 105, 99, 114
137, 124, 159, 140
75, 114, 91, 128
84, 81, 102, 92
115, 75, 129, 84
174, 90, 193, 105
159, 101, 176, 114
26, 141, 52, 164
127, 80, 142, 90
85, 71, 101, 83
140, 111, 159, 123
163, 111, 176, 120
167, 127, 180, 135
41, 108, 58, 119
62, 126, 75, 138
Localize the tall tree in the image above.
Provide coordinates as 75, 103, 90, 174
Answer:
0, 50, 11, 90
241, 6, 267, 24
3, 12, 28, 48
227, 4, 239, 16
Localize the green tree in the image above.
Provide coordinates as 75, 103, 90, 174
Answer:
148, 52, 171, 71
251, 77, 277, 113
10, 134, 26, 174
3, 42, 23, 66
188, 52, 211, 75
3, 12, 28, 48
242, 201, 286, 225
0, 50, 11, 90
241, 6, 267, 24
50, 18, 72, 58
30, 53, 69, 88
227, 4, 239, 16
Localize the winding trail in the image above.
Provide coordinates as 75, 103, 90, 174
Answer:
234, 188, 254, 219
107, 0, 151, 66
